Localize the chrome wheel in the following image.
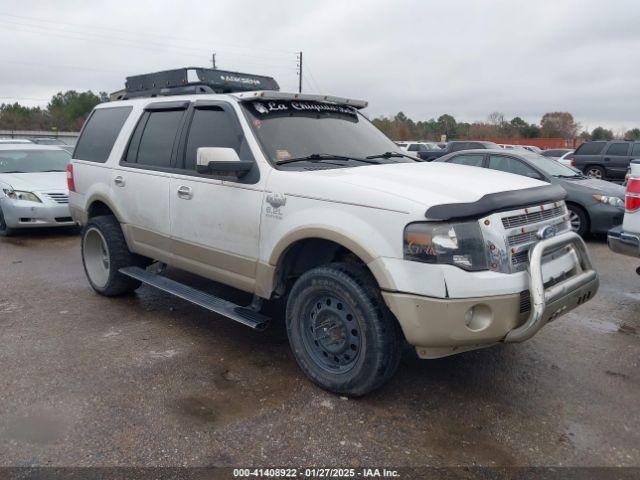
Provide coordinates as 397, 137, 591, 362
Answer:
569, 210, 581, 232
83, 227, 111, 288
587, 167, 603, 179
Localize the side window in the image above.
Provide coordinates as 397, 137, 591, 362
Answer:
488, 155, 541, 178
468, 142, 483, 149
605, 143, 630, 156
183, 107, 254, 171
632, 143, 640, 157
135, 110, 185, 167
450, 143, 467, 152
449, 154, 484, 167
74, 107, 132, 162
575, 141, 606, 155
407, 144, 419, 151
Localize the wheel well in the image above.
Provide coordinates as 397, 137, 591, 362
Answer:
566, 201, 590, 228
274, 238, 372, 296
88, 201, 115, 219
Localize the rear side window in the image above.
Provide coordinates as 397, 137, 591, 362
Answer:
132, 110, 185, 168
74, 107, 132, 162
183, 107, 254, 171
488, 155, 541, 179
574, 141, 606, 155
632, 143, 640, 156
605, 143, 630, 156
449, 154, 484, 167
407, 144, 419, 151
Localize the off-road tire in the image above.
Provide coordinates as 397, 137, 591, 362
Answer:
81, 215, 147, 296
0, 206, 15, 237
286, 262, 402, 396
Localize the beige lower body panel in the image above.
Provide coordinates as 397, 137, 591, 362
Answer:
382, 291, 525, 359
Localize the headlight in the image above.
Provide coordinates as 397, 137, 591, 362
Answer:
2, 189, 42, 203
403, 221, 487, 271
593, 194, 624, 208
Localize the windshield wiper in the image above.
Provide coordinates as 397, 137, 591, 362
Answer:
42, 169, 65, 172
1, 170, 25, 173
553, 174, 583, 179
276, 153, 380, 165
365, 151, 415, 161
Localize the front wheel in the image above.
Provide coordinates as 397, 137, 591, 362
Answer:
585, 165, 605, 180
286, 262, 402, 396
0, 206, 15, 237
568, 204, 589, 237
81, 215, 147, 296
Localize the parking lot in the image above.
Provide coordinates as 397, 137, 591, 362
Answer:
0, 230, 638, 467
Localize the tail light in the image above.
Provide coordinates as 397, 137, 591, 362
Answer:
626, 178, 640, 212
66, 163, 76, 192
570, 159, 576, 167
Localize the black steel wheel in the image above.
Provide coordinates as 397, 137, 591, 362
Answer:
286, 262, 402, 396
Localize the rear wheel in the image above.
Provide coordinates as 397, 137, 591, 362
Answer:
585, 165, 605, 180
0, 206, 15, 237
286, 262, 402, 396
568, 204, 589, 237
82, 215, 147, 296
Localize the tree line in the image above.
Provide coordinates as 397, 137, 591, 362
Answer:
0, 90, 107, 131
371, 111, 640, 142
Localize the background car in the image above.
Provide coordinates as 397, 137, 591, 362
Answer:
572, 140, 640, 180
418, 140, 500, 161
436, 149, 626, 236
0, 145, 74, 236
28, 137, 75, 154
540, 148, 573, 158
0, 138, 34, 144
396, 141, 441, 159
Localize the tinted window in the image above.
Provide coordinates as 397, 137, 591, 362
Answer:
575, 141, 606, 155
74, 107, 132, 162
606, 143, 630, 156
632, 143, 640, 156
450, 142, 468, 152
184, 107, 253, 170
488, 155, 541, 178
449, 154, 484, 167
136, 110, 185, 167
407, 144, 419, 151
468, 142, 484, 149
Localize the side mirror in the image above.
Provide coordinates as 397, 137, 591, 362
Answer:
196, 147, 253, 177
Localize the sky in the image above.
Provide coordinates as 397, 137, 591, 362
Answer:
1, 0, 639, 133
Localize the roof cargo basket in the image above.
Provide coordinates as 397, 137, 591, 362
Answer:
113, 67, 280, 100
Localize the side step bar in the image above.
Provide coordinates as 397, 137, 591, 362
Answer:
119, 266, 270, 331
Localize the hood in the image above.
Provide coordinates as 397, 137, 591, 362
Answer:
0, 172, 67, 192
567, 177, 626, 197
304, 162, 549, 208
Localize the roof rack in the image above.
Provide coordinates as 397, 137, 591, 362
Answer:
111, 67, 279, 101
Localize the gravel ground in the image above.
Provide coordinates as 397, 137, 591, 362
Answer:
0, 229, 638, 468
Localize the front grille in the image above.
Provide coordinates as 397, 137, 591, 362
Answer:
519, 273, 570, 313
501, 205, 565, 229
45, 192, 69, 204
480, 202, 571, 274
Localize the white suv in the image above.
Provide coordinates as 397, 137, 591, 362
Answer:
68, 68, 599, 396
608, 159, 640, 268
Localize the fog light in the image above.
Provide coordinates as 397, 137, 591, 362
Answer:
464, 304, 492, 332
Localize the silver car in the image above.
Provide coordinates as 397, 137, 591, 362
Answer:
0, 145, 74, 236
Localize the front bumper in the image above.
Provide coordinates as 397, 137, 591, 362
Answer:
1, 197, 75, 229
383, 232, 599, 358
608, 225, 640, 258
589, 203, 624, 234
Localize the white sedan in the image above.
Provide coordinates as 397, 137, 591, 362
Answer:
0, 145, 74, 236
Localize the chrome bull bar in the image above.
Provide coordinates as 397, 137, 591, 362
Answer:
504, 231, 599, 343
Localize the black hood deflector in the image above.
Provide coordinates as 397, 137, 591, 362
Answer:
424, 184, 567, 221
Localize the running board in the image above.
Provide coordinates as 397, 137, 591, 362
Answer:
119, 266, 269, 330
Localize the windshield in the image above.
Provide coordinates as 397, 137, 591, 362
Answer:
242, 100, 413, 169
526, 153, 582, 177
0, 149, 71, 173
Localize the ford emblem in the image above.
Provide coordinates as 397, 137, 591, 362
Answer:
537, 225, 557, 240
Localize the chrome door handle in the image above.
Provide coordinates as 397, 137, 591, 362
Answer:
114, 176, 125, 187
177, 185, 193, 199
